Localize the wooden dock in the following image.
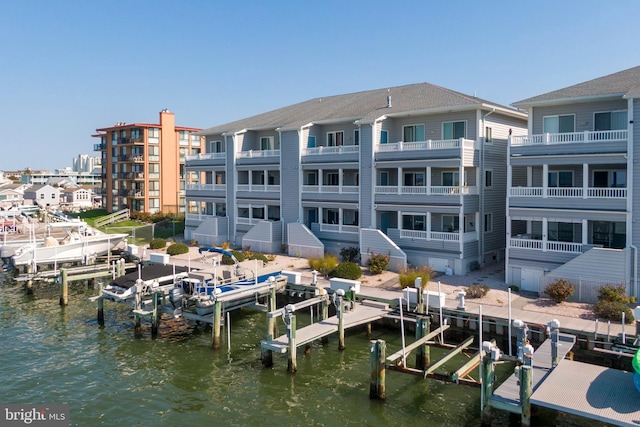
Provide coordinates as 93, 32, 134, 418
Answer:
261, 302, 390, 354
531, 360, 640, 426
489, 333, 576, 411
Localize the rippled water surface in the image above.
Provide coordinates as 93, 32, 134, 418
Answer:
0, 275, 599, 426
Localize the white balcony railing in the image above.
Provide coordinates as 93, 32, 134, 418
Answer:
509, 187, 627, 199
186, 183, 226, 191
319, 224, 359, 234
302, 185, 359, 193
185, 152, 226, 161
509, 238, 583, 253
511, 130, 628, 146
237, 149, 280, 158
303, 145, 360, 156
236, 217, 261, 225
399, 230, 478, 242
236, 184, 280, 192
375, 185, 478, 195
376, 138, 475, 153
185, 213, 217, 222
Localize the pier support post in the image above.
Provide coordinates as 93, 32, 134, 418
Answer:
262, 287, 277, 366
513, 319, 528, 362
547, 319, 560, 367
415, 277, 424, 314
336, 290, 345, 351
59, 268, 69, 306
97, 282, 105, 327
415, 316, 428, 370
285, 305, 297, 373
25, 263, 34, 295
520, 365, 532, 426
212, 301, 222, 350
369, 339, 386, 400
481, 341, 500, 426
134, 281, 142, 338
151, 292, 160, 338
321, 295, 329, 344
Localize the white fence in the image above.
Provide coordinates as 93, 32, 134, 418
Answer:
539, 274, 627, 304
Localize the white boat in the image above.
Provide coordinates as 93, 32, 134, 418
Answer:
101, 264, 190, 302
10, 229, 128, 268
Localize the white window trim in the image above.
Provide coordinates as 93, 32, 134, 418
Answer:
542, 114, 576, 133
326, 131, 344, 147
442, 170, 461, 186
592, 169, 626, 188
353, 129, 360, 145
402, 124, 426, 142
484, 213, 493, 233
380, 129, 388, 144
260, 136, 274, 150
548, 170, 574, 187
593, 109, 628, 131
485, 169, 493, 189
442, 120, 467, 140
485, 126, 493, 144
442, 215, 460, 232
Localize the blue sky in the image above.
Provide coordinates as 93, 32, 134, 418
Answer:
1, 0, 639, 171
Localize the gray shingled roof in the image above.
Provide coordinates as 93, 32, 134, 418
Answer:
513, 65, 640, 107
198, 82, 522, 135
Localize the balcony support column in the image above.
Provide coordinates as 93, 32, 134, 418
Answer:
398, 167, 402, 194
542, 164, 548, 198
318, 168, 323, 193
426, 167, 431, 195
582, 219, 588, 246
583, 163, 589, 199
339, 168, 343, 194
542, 218, 548, 252
264, 170, 268, 191
426, 213, 432, 241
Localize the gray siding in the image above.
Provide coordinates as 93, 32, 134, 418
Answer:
226, 135, 237, 245
382, 111, 478, 142
531, 100, 628, 134
359, 228, 406, 272
281, 129, 301, 241
243, 220, 282, 253
287, 223, 324, 258
360, 125, 373, 228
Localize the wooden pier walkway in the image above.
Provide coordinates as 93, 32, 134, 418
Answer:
261, 302, 391, 354
489, 333, 576, 410
531, 360, 640, 426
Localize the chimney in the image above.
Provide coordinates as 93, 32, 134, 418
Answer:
386, 95, 392, 108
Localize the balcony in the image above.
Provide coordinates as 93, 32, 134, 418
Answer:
511, 130, 628, 146
237, 149, 280, 159
509, 187, 627, 199
236, 184, 280, 192
399, 229, 478, 242
236, 217, 261, 225
375, 185, 478, 195
376, 138, 475, 153
302, 185, 359, 194
509, 237, 584, 254
303, 145, 360, 156
319, 224, 359, 234
185, 152, 226, 161
186, 183, 226, 191
94, 143, 106, 151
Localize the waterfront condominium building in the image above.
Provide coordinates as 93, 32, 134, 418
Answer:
93, 110, 203, 214
185, 83, 527, 274
506, 65, 640, 299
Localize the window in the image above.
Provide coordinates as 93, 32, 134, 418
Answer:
402, 214, 425, 231
343, 209, 359, 226
327, 131, 343, 147
379, 171, 389, 186
594, 111, 628, 131
216, 203, 226, 217
268, 206, 280, 221
593, 170, 626, 188
148, 128, 159, 138
403, 171, 424, 186
252, 207, 265, 219
442, 215, 460, 233
260, 136, 274, 150
209, 140, 224, 153
353, 129, 360, 145
443, 121, 465, 139
484, 213, 493, 232
543, 115, 575, 133
111, 131, 118, 144
592, 221, 626, 249
131, 128, 141, 140
380, 130, 388, 144
403, 124, 425, 142
442, 171, 460, 186
548, 171, 573, 187
485, 127, 492, 144
324, 209, 339, 224
324, 172, 339, 186
485, 170, 493, 188
307, 135, 316, 148
548, 222, 579, 242
306, 171, 317, 186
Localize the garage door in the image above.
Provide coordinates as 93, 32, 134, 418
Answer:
520, 268, 543, 293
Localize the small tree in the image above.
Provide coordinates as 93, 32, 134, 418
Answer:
340, 247, 360, 263
166, 242, 189, 256
367, 252, 389, 275
544, 278, 575, 303
308, 255, 339, 277
149, 238, 166, 249
331, 262, 363, 280
399, 266, 434, 289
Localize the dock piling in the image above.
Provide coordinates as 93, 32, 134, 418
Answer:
369, 339, 386, 400
97, 282, 105, 327
285, 305, 297, 373
336, 290, 345, 351
134, 281, 142, 338
415, 316, 429, 370
151, 292, 160, 338
320, 294, 329, 344
520, 365, 532, 426
59, 268, 69, 306
212, 301, 222, 350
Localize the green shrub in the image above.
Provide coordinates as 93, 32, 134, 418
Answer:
222, 250, 246, 265
544, 278, 575, 303
598, 284, 630, 303
466, 283, 490, 299
149, 238, 166, 249
331, 262, 363, 280
248, 252, 269, 264
594, 300, 634, 323
367, 253, 389, 275
308, 255, 339, 277
166, 242, 189, 256
399, 266, 434, 289
340, 247, 360, 263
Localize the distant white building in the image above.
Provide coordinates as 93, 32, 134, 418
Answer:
23, 184, 61, 208
73, 154, 101, 173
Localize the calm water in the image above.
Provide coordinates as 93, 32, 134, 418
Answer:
0, 274, 599, 426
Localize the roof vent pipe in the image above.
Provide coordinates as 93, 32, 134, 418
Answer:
386, 95, 392, 108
